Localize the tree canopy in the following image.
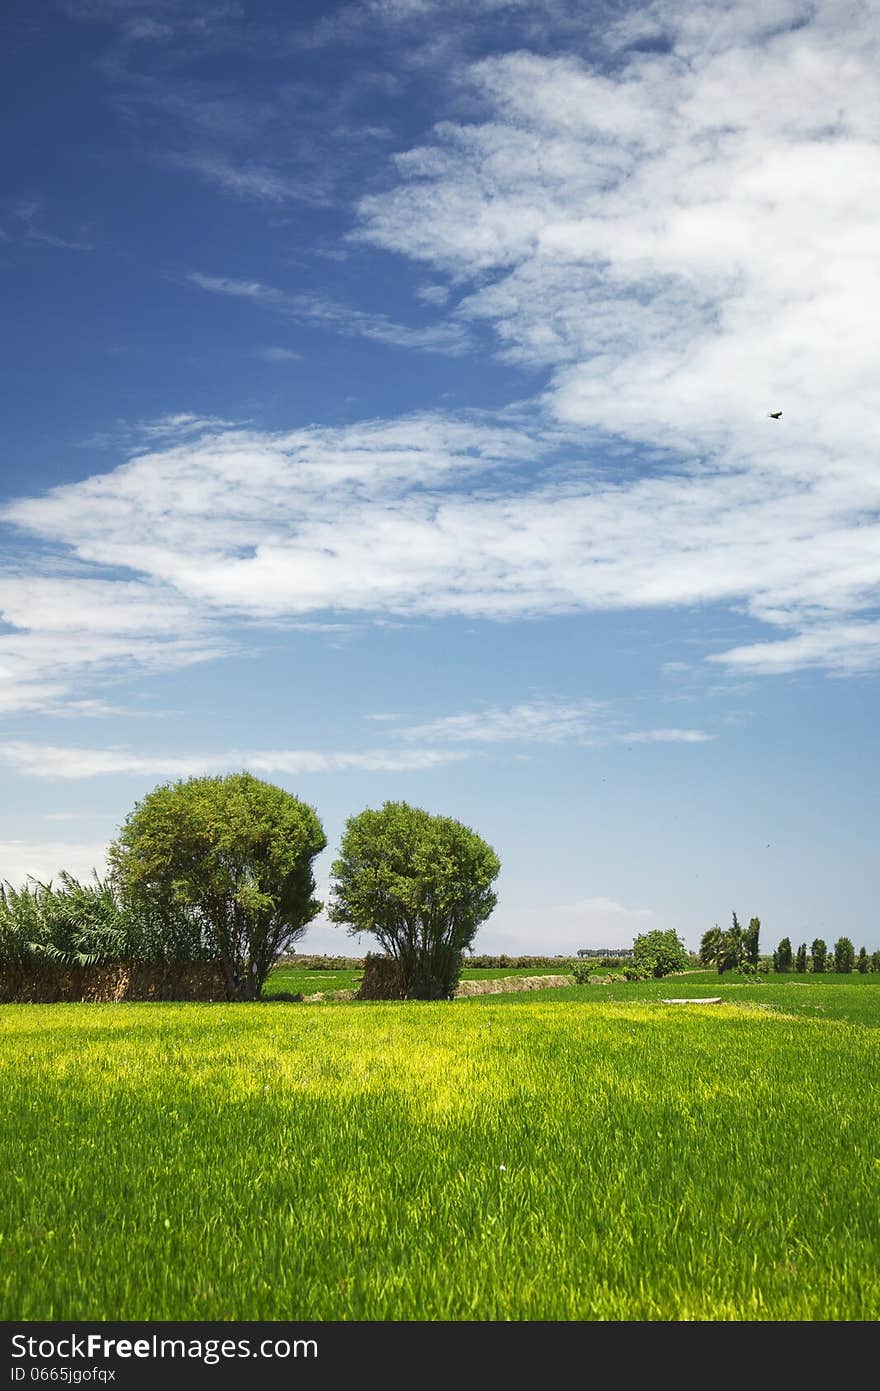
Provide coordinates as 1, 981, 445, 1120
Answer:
109, 773, 326, 1000
632, 928, 689, 979
833, 936, 855, 973
329, 800, 500, 999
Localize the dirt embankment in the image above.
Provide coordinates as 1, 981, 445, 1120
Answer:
453, 974, 573, 997
0, 964, 225, 1003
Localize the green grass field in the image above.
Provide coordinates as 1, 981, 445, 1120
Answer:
265, 961, 579, 996
2, 975, 879, 1320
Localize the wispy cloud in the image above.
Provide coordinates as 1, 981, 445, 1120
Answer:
708, 620, 880, 676
553, 894, 659, 949
0, 415, 543, 714
78, 412, 244, 450
0, 574, 229, 716
609, 728, 713, 744
390, 699, 712, 746
0, 741, 468, 780
3, 198, 95, 252
558, 896, 656, 920
0, 840, 111, 887
396, 700, 604, 744
187, 271, 472, 355
251, 347, 302, 363
5, 386, 880, 686
168, 153, 313, 204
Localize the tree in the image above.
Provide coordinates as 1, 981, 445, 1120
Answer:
716, 911, 745, 974
833, 936, 855, 973
810, 938, 828, 974
775, 937, 793, 973
329, 801, 500, 1000
699, 924, 723, 970
109, 773, 326, 1000
743, 916, 761, 967
871, 951, 880, 973
631, 928, 689, 979
857, 946, 869, 973
795, 942, 808, 973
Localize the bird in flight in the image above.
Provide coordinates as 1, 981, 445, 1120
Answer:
768, 411, 782, 419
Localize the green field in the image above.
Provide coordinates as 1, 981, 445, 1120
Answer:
3, 975, 880, 1320
265, 961, 579, 997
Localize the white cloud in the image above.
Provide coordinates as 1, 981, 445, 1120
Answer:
0, 741, 468, 780
0, 840, 110, 887
552, 894, 659, 950
558, 896, 655, 920
0, 574, 228, 715
5, 197, 95, 252
348, 4, 880, 668
170, 154, 310, 204
708, 620, 880, 675
392, 699, 712, 746
6, 396, 880, 693
415, 283, 451, 305
610, 728, 713, 744
187, 271, 472, 355
396, 699, 604, 743
252, 347, 302, 363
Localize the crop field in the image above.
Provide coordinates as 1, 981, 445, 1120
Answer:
2, 976, 879, 1321
266, 961, 580, 997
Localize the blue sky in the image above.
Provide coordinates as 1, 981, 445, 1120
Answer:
2, 0, 878, 955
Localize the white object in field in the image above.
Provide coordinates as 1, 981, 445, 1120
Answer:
662, 997, 722, 1004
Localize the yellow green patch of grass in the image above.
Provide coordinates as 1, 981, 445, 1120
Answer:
1, 994, 879, 1320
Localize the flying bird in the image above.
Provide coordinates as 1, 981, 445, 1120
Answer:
768, 411, 782, 419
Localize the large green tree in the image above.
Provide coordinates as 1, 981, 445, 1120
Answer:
700, 917, 746, 974
795, 942, 808, 973
810, 938, 828, 974
833, 936, 855, 973
712, 911, 746, 974
699, 925, 723, 970
329, 801, 500, 999
631, 928, 689, 979
109, 773, 326, 1000
774, 937, 793, 973
743, 916, 761, 967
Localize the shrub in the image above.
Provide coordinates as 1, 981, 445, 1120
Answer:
0, 873, 209, 971
623, 965, 648, 981
738, 962, 763, 981
631, 929, 689, 979
571, 961, 592, 984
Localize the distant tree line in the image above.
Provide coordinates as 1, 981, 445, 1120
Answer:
771, 935, 878, 973
699, 914, 880, 975
576, 947, 635, 958
699, 913, 762, 975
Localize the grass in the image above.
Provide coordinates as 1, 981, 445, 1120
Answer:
3, 977, 880, 1320
265, 961, 579, 997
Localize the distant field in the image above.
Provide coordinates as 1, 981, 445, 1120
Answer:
3, 975, 879, 1320
265, 961, 579, 996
